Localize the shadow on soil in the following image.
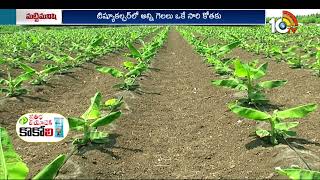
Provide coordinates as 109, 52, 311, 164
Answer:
20, 95, 51, 103
75, 134, 143, 160
135, 88, 161, 96
0, 95, 50, 103
245, 136, 274, 150
0, 71, 5, 77
148, 67, 161, 72
246, 135, 320, 150
88, 61, 104, 66
238, 100, 285, 112
58, 72, 78, 80
286, 137, 320, 149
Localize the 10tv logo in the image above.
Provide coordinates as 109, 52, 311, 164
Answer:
269, 11, 298, 34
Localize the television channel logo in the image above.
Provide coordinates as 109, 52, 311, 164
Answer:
269, 10, 298, 34
16, 113, 69, 142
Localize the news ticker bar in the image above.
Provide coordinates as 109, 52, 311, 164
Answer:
0, 9, 266, 25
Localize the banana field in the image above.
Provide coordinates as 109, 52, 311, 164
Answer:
1, 25, 320, 179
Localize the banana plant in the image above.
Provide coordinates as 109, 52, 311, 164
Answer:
45, 54, 73, 73
104, 96, 123, 112
0, 71, 33, 97
275, 166, 320, 180
301, 39, 314, 53
125, 43, 145, 61
0, 127, 66, 180
126, 42, 158, 63
229, 103, 317, 145
210, 58, 234, 75
266, 45, 283, 62
310, 49, 320, 76
20, 63, 59, 85
96, 63, 145, 90
0, 57, 22, 69
287, 54, 310, 69
206, 41, 241, 65
212, 59, 287, 105
68, 92, 122, 148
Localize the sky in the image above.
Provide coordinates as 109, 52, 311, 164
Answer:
265, 9, 320, 17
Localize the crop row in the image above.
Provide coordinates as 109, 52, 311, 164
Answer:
178, 26, 320, 179
0, 27, 160, 97
191, 26, 320, 77
0, 27, 169, 179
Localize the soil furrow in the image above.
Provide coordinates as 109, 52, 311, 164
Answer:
67, 28, 276, 179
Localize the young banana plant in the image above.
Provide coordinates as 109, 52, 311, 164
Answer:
229, 103, 317, 145
0, 71, 33, 97
309, 49, 320, 76
20, 63, 59, 85
210, 58, 234, 76
275, 166, 320, 180
205, 41, 241, 65
96, 61, 146, 90
287, 54, 310, 69
104, 96, 123, 112
0, 57, 22, 69
68, 92, 122, 148
45, 53, 72, 73
0, 127, 66, 180
126, 43, 145, 62
212, 59, 287, 105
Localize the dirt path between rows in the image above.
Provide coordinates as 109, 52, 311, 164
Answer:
57, 28, 284, 179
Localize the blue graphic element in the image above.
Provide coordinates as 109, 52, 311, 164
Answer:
0, 9, 16, 25
54, 117, 64, 138
279, 21, 287, 30
62, 10, 265, 25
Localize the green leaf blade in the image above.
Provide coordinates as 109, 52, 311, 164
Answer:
90, 111, 121, 128
258, 80, 287, 89
234, 60, 248, 78
252, 62, 268, 79
128, 43, 141, 58
96, 66, 123, 78
211, 79, 242, 89
229, 104, 271, 121
276, 103, 318, 120
255, 129, 271, 138
32, 154, 66, 180
275, 167, 320, 180
0, 127, 29, 180
67, 117, 85, 131
81, 92, 102, 120
274, 122, 299, 131
217, 41, 241, 56
89, 131, 109, 144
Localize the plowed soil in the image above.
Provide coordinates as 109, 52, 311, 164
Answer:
1, 28, 319, 179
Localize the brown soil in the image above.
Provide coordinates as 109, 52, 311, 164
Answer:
1, 28, 320, 179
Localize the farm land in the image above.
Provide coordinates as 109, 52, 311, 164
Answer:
0, 24, 320, 179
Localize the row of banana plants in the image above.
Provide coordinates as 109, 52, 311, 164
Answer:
193, 26, 320, 77
96, 27, 169, 91
64, 27, 169, 178
1, 26, 169, 179
178, 27, 320, 179
0, 91, 124, 179
0, 26, 158, 67
0, 27, 159, 97
0, 27, 169, 179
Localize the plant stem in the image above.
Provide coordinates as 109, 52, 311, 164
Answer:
269, 118, 277, 145
247, 72, 253, 102
83, 123, 90, 143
